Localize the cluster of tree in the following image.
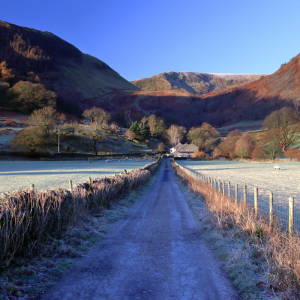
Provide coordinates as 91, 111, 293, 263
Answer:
11, 106, 65, 153
0, 60, 56, 113
214, 130, 255, 159
187, 123, 220, 151
80, 107, 111, 155
127, 121, 151, 140
10, 105, 113, 155
215, 107, 300, 160
166, 124, 187, 146
125, 112, 222, 156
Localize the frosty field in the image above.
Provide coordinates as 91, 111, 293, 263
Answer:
177, 160, 300, 228
0, 159, 153, 193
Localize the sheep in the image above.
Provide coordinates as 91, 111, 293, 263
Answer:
274, 165, 280, 170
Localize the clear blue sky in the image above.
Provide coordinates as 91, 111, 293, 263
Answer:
1, 0, 300, 81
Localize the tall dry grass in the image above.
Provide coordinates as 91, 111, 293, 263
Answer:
172, 161, 300, 298
0, 160, 160, 264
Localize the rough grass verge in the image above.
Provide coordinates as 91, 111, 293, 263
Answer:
172, 160, 300, 300
0, 159, 161, 299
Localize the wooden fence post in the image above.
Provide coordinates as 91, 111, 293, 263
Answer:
289, 197, 294, 237
218, 180, 221, 193
222, 181, 225, 196
243, 185, 247, 205
254, 188, 258, 218
89, 177, 92, 185
228, 182, 231, 199
269, 193, 273, 228
69, 180, 73, 192
214, 179, 217, 191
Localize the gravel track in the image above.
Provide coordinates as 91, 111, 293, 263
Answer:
40, 160, 238, 300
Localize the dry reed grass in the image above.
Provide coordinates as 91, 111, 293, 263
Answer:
0, 160, 160, 265
172, 161, 300, 299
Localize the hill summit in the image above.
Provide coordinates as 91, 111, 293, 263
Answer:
131, 72, 266, 94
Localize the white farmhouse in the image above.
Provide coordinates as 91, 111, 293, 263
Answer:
172, 143, 199, 157
170, 143, 183, 154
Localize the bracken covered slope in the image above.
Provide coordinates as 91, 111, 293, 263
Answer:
131, 72, 265, 94
103, 54, 300, 128
0, 20, 139, 114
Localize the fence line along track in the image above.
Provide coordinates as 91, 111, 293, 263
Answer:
172, 160, 299, 237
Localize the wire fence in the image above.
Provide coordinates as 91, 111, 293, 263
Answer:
173, 160, 300, 236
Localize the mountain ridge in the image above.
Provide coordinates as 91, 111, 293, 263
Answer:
131, 71, 266, 95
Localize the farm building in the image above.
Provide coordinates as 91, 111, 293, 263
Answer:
171, 143, 199, 157
170, 143, 183, 154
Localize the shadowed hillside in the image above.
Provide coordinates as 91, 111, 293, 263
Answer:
0, 20, 139, 114
103, 54, 300, 128
1, 20, 299, 130
131, 72, 265, 94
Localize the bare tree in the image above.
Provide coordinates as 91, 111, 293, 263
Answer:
259, 128, 282, 160
147, 114, 166, 138
262, 107, 300, 151
82, 107, 111, 128
214, 130, 241, 158
125, 129, 136, 140
29, 106, 60, 135
166, 124, 187, 146
293, 99, 300, 111
81, 128, 102, 156
234, 133, 255, 158
125, 111, 132, 128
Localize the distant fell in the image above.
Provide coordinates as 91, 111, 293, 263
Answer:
0, 20, 138, 114
131, 72, 266, 94
103, 54, 300, 129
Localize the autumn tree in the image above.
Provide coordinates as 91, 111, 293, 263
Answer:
29, 106, 63, 135
284, 148, 300, 161
234, 133, 255, 158
258, 128, 282, 160
146, 114, 166, 138
0, 61, 16, 84
125, 129, 136, 140
251, 145, 267, 160
214, 130, 241, 158
8, 81, 56, 113
82, 107, 111, 128
262, 107, 300, 151
166, 124, 187, 146
11, 126, 46, 153
158, 143, 165, 153
187, 122, 220, 151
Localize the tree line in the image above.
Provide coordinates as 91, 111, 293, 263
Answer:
215, 107, 300, 160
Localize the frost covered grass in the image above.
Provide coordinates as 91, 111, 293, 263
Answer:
173, 161, 300, 299
0, 160, 161, 299
178, 160, 300, 203
178, 160, 300, 230
0, 159, 161, 265
0, 159, 153, 193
